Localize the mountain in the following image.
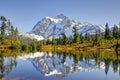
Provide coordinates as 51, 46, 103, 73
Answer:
21, 14, 105, 41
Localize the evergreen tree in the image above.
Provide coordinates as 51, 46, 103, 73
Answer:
119, 22, 120, 37
11, 26, 14, 36
105, 23, 112, 39
73, 25, 80, 43
58, 37, 62, 45
80, 34, 84, 43
0, 16, 7, 44
14, 27, 19, 44
15, 27, 18, 35
68, 36, 73, 44
0, 16, 20, 46
0, 22, 7, 39
62, 33, 67, 45
52, 38, 57, 45
113, 25, 119, 38
7, 20, 13, 35
85, 33, 91, 42
0, 16, 6, 22
43, 40, 47, 45
30, 41, 37, 51
46, 39, 51, 45
93, 31, 100, 46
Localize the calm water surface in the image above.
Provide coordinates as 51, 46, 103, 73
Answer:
0, 51, 120, 80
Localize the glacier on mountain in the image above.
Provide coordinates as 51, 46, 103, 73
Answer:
19, 33, 44, 41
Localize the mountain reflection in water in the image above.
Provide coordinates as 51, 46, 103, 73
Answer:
18, 51, 120, 80
0, 50, 120, 80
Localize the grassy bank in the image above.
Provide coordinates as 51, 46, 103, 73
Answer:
41, 39, 120, 53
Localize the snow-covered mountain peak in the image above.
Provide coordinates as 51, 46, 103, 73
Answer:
20, 14, 105, 41
45, 16, 62, 23
55, 14, 67, 19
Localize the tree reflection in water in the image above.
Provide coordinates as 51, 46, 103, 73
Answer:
21, 49, 119, 79
34, 49, 120, 77
0, 49, 119, 79
0, 50, 17, 79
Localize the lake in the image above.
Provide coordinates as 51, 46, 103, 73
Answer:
0, 50, 120, 80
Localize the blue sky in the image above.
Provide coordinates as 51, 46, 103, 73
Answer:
0, 0, 120, 32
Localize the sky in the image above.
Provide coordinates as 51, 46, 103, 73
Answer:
0, 0, 120, 32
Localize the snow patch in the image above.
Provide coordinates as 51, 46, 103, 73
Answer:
46, 16, 62, 23
45, 69, 62, 76
19, 33, 44, 41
